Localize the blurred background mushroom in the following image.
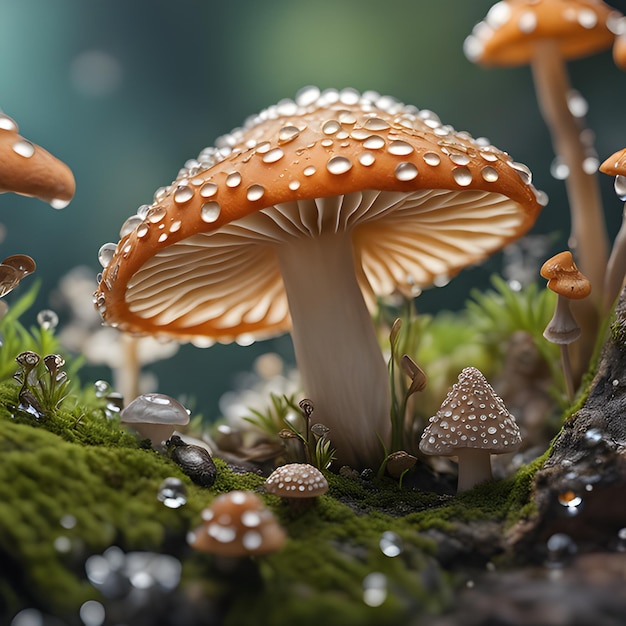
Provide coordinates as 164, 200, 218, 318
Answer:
1, 0, 626, 428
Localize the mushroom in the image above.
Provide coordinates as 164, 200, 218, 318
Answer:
94, 86, 545, 469
599, 148, 626, 312
540, 251, 591, 401
264, 462, 328, 507
464, 0, 620, 310
0, 110, 75, 207
119, 392, 190, 446
188, 490, 286, 558
419, 366, 522, 492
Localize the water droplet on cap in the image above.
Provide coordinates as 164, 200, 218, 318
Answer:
246, 184, 265, 201
98, 243, 117, 268
395, 162, 418, 181
12, 140, 35, 158
452, 167, 472, 186
327, 156, 352, 175
201, 202, 221, 223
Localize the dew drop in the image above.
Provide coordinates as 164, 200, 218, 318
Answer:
173, 185, 194, 204
50, 198, 70, 209
288, 180, 301, 190
246, 184, 265, 201
359, 152, 375, 166
200, 182, 218, 198
37, 309, 59, 330
98, 243, 117, 268
147, 206, 167, 223
0, 114, 16, 131
278, 125, 301, 143
615, 175, 626, 201
226, 172, 242, 188
322, 120, 341, 135
550, 157, 569, 180
157, 477, 187, 509
545, 533, 577, 569
452, 166, 472, 186
120, 215, 143, 238
170, 220, 181, 233
395, 162, 418, 181
12, 140, 35, 158
94, 380, 112, 398
295, 85, 321, 107
481, 166, 499, 182
327, 156, 352, 175
567, 90, 588, 118
509, 161, 532, 184
423, 152, 441, 166
303, 166, 316, 177
364, 117, 390, 131
263, 148, 284, 164
577, 8, 597, 29
517, 10, 537, 33
363, 135, 385, 150
582, 156, 598, 175
379, 531, 403, 557
363, 572, 387, 607
388, 140, 414, 156
201, 202, 221, 223
136, 223, 149, 238
450, 153, 470, 166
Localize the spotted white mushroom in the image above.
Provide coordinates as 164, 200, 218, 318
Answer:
419, 366, 522, 492
264, 463, 329, 502
464, 0, 621, 310
188, 490, 286, 557
94, 86, 545, 469
119, 392, 190, 446
0, 111, 75, 207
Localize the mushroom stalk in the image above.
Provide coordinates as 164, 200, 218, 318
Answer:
603, 203, 626, 313
456, 448, 493, 493
276, 233, 391, 469
530, 39, 608, 303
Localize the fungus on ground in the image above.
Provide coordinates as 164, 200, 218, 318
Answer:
0, 110, 75, 207
264, 462, 328, 507
120, 392, 190, 446
188, 491, 286, 558
93, 86, 545, 469
419, 366, 522, 492
599, 148, 626, 312
540, 251, 592, 401
464, 0, 621, 310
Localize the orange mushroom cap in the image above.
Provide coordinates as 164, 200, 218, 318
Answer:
540, 250, 592, 298
464, 0, 621, 67
0, 111, 75, 207
599, 147, 626, 177
94, 86, 546, 343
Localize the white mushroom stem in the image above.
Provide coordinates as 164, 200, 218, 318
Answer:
455, 448, 493, 492
531, 39, 608, 309
603, 204, 626, 313
276, 233, 391, 469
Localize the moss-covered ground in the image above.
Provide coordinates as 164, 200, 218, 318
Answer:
0, 373, 547, 626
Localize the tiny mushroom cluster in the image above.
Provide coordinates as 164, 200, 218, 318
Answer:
94, 86, 545, 469
419, 366, 522, 492
188, 490, 286, 558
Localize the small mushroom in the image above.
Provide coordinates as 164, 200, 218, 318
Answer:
0, 110, 75, 207
264, 462, 328, 507
119, 392, 190, 446
188, 490, 286, 557
540, 251, 591, 401
419, 366, 522, 492
599, 148, 626, 312
94, 87, 545, 469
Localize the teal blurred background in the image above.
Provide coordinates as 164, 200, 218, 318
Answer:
2, 0, 626, 419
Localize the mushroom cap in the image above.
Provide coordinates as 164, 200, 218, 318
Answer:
188, 490, 286, 557
540, 251, 592, 299
599, 147, 626, 177
0, 111, 75, 207
419, 366, 521, 456
264, 463, 329, 498
95, 87, 545, 344
613, 28, 626, 70
464, 0, 620, 67
120, 392, 190, 426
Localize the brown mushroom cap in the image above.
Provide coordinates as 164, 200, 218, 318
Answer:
419, 366, 521, 457
600, 148, 626, 177
264, 463, 329, 499
464, 0, 620, 67
540, 251, 592, 299
188, 490, 286, 557
0, 112, 75, 207
94, 86, 545, 342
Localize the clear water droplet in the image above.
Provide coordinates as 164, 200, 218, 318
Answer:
37, 309, 59, 330
174, 185, 194, 204
423, 152, 441, 166
481, 166, 499, 182
363, 135, 385, 150
557, 490, 583, 515
200, 182, 218, 198
12, 140, 35, 158
362, 572, 387, 607
262, 148, 284, 164
379, 531, 403, 557
278, 125, 301, 143
615, 175, 626, 201
0, 114, 17, 131
79, 599, 106, 626
545, 533, 577, 569
136, 223, 149, 238
327, 156, 352, 175
452, 166, 472, 186
359, 152, 375, 166
567, 90, 588, 118
246, 184, 265, 201
120, 215, 143, 238
583, 156, 598, 174
50, 198, 70, 209
322, 120, 341, 135
94, 380, 112, 398
395, 162, 418, 181
450, 153, 470, 166
303, 166, 316, 177
388, 140, 414, 156
98, 243, 117, 268
288, 180, 301, 190
363, 117, 390, 131
147, 206, 167, 223
584, 428, 603, 445
509, 161, 532, 184
201, 202, 221, 223
157, 477, 187, 509
226, 172, 242, 188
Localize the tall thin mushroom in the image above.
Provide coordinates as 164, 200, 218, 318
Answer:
94, 87, 545, 469
464, 0, 620, 311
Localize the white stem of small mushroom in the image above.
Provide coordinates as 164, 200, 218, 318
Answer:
455, 448, 493, 492
603, 205, 626, 313
276, 233, 391, 469
531, 39, 608, 309
114, 334, 141, 403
